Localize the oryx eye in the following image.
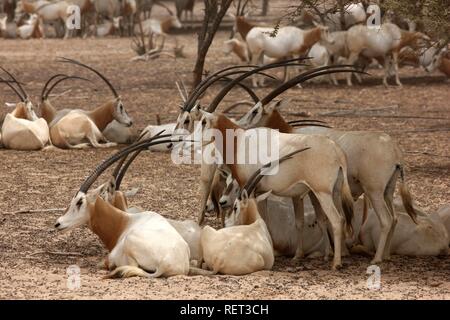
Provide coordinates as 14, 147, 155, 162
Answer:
76, 199, 83, 208
252, 109, 258, 115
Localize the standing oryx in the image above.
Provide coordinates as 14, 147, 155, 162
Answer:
345, 23, 430, 86
238, 93, 418, 263
46, 58, 133, 149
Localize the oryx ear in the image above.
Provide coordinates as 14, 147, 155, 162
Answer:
265, 99, 286, 113
256, 190, 272, 203
199, 109, 216, 121
4, 102, 16, 108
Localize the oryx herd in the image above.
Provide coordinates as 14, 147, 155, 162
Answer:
224, 1, 450, 86
0, 1, 449, 281
7, 57, 438, 278
0, 0, 185, 39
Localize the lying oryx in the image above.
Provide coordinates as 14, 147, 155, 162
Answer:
219, 171, 449, 257
201, 150, 308, 275
1, 70, 49, 150
55, 135, 209, 278
45, 58, 133, 148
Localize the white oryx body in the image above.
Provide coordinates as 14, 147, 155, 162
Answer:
2, 102, 49, 150
245, 25, 333, 86
201, 192, 274, 275
240, 101, 418, 263
197, 111, 354, 269
345, 23, 430, 86
55, 190, 190, 278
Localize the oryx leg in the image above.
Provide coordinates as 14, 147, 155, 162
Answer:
198, 163, 218, 225
346, 52, 360, 86
309, 192, 331, 260
86, 125, 117, 148
392, 51, 402, 87
382, 54, 392, 87
366, 191, 394, 264
251, 50, 264, 87
314, 192, 345, 269
382, 168, 400, 260
292, 195, 305, 260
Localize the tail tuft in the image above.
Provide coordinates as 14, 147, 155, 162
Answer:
105, 266, 162, 279
397, 164, 418, 224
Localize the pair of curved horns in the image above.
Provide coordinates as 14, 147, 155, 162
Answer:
240, 147, 311, 199
0, 67, 28, 101
79, 132, 188, 193
206, 57, 309, 112
41, 74, 90, 101
57, 57, 119, 98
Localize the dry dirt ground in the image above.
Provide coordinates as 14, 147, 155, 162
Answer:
0, 22, 449, 299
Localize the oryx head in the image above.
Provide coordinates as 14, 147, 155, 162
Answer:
313, 22, 334, 45
55, 133, 180, 231
239, 100, 288, 127
175, 104, 202, 132
112, 97, 133, 127
57, 57, 133, 127
218, 169, 240, 211
54, 181, 114, 231
169, 15, 182, 29
425, 47, 447, 73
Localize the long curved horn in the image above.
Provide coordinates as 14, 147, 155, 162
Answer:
290, 122, 332, 129
41, 74, 66, 102
206, 58, 309, 112
79, 133, 180, 193
0, 77, 25, 101
57, 57, 119, 98
261, 65, 367, 105
153, 0, 174, 15
111, 129, 166, 186
43, 75, 90, 101
288, 119, 328, 124
218, 76, 259, 102
185, 69, 276, 110
184, 64, 259, 110
241, 147, 311, 197
0, 67, 28, 100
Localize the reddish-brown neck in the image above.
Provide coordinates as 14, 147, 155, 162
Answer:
215, 115, 244, 186
89, 197, 129, 252
41, 100, 57, 124
298, 27, 321, 54
264, 109, 293, 133
242, 200, 259, 225
87, 100, 115, 131
236, 16, 254, 40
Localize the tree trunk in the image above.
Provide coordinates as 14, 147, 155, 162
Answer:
261, 0, 269, 16
192, 0, 233, 90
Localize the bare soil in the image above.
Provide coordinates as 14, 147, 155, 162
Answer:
0, 27, 449, 299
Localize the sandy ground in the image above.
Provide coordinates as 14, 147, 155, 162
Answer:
0, 3, 449, 299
